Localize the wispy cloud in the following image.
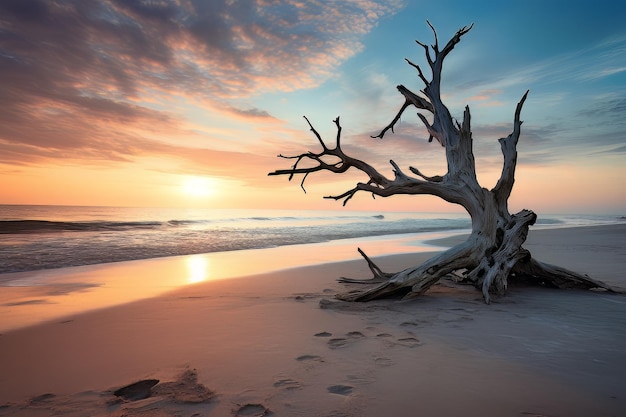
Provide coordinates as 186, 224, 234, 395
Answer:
595, 144, 626, 155
0, 0, 403, 170
453, 35, 626, 92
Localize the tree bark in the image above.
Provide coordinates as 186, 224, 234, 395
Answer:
269, 22, 619, 303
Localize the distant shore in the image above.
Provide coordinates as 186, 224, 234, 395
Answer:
0, 224, 625, 416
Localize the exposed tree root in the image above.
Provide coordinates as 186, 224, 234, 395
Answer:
512, 257, 620, 292
336, 237, 621, 304
337, 241, 476, 302
338, 248, 394, 284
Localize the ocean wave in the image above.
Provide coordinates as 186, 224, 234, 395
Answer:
2, 206, 622, 274
535, 218, 564, 225
166, 219, 209, 226
0, 212, 395, 235
0, 217, 472, 273
0, 220, 163, 234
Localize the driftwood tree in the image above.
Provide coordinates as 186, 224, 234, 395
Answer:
269, 23, 616, 303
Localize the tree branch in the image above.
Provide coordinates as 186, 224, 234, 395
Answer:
426, 20, 439, 54
492, 91, 529, 203
268, 116, 467, 206
270, 117, 392, 199
271, 22, 477, 207
373, 85, 434, 140
303, 115, 327, 150
405, 58, 429, 85
371, 99, 411, 139
437, 24, 473, 63
375, 23, 473, 149
338, 247, 396, 284
409, 166, 443, 182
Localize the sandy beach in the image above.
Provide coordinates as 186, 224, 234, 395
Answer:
0, 224, 625, 416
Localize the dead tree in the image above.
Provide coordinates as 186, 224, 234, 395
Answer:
269, 23, 617, 303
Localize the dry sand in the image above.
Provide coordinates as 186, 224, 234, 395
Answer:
0, 224, 624, 417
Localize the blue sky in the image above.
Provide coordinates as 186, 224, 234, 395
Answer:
0, 0, 624, 214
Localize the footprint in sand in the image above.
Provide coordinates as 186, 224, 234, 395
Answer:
235, 403, 271, 416
400, 320, 431, 328
327, 331, 368, 349
327, 385, 353, 396
396, 337, 422, 348
327, 338, 349, 349
314, 331, 332, 337
29, 393, 56, 404
373, 355, 394, 366
273, 378, 302, 390
346, 373, 376, 385
296, 354, 323, 362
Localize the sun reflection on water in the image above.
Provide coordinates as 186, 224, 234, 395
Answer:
186, 255, 210, 284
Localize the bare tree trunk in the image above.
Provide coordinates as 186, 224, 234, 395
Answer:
269, 22, 619, 303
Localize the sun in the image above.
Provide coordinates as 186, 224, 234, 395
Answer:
181, 176, 214, 197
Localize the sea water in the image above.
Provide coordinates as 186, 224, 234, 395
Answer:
0, 205, 622, 275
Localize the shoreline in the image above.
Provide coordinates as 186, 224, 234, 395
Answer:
0, 230, 460, 333
1, 223, 622, 333
0, 224, 625, 416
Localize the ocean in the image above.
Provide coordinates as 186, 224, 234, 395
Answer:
0, 205, 623, 275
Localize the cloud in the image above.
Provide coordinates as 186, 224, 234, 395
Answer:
0, 0, 403, 170
596, 144, 626, 155
434, 35, 626, 164
1, 0, 402, 99
465, 89, 502, 101
451, 35, 626, 93
223, 105, 276, 120
585, 95, 626, 121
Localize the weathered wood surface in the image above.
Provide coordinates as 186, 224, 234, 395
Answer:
270, 22, 617, 303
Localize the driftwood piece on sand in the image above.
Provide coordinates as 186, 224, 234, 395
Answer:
270, 22, 619, 303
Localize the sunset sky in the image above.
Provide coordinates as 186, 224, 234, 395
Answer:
1, 0, 625, 214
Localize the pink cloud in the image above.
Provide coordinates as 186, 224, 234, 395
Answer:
0, 0, 402, 167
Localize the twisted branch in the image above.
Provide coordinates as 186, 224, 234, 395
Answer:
373, 24, 473, 146
269, 116, 454, 205
338, 248, 395, 284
